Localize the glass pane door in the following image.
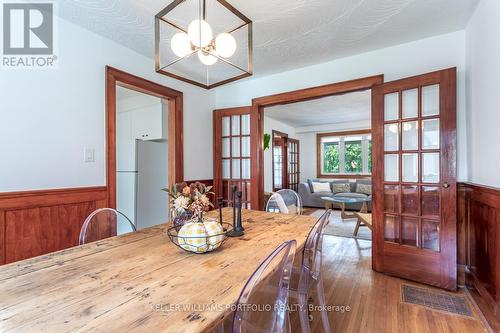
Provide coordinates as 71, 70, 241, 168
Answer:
383, 85, 441, 250
214, 108, 252, 209
287, 139, 300, 192
373, 68, 457, 290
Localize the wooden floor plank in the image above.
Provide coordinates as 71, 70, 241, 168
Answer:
302, 236, 490, 333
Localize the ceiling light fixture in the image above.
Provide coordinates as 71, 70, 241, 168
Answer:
155, 0, 253, 89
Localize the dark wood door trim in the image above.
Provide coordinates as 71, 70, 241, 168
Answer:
106, 66, 184, 208
251, 75, 384, 209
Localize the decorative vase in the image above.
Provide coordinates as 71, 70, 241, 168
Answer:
172, 210, 193, 231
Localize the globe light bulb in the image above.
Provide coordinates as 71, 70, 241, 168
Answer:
170, 32, 192, 58
215, 33, 236, 58
188, 19, 213, 47
197, 50, 218, 66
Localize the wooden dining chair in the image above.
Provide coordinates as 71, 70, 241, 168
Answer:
265, 189, 303, 215
79, 208, 136, 245
290, 209, 332, 333
232, 240, 297, 333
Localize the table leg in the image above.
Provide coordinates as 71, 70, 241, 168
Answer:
340, 202, 357, 219
354, 218, 361, 236
360, 202, 368, 214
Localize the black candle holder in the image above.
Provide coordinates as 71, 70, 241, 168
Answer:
226, 188, 244, 237
217, 197, 224, 226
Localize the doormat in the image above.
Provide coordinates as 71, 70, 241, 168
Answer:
402, 285, 473, 317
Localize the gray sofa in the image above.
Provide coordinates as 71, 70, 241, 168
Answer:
298, 179, 372, 211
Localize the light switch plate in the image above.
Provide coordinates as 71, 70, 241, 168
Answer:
84, 148, 95, 163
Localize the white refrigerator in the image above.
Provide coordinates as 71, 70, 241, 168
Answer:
117, 138, 169, 231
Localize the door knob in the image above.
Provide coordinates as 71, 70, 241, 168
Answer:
443, 183, 450, 188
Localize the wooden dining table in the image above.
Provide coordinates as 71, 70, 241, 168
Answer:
0, 208, 318, 333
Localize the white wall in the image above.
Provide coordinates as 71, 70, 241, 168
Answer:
216, 31, 468, 181
0, 16, 215, 192
465, 0, 500, 188
263, 116, 296, 192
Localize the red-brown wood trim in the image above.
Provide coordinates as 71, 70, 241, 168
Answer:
106, 66, 184, 208
457, 181, 500, 332
184, 179, 214, 185
252, 74, 385, 107
251, 75, 384, 210
0, 187, 107, 210
0, 211, 5, 265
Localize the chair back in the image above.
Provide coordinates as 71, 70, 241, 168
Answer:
79, 208, 136, 245
233, 240, 297, 333
265, 189, 302, 215
299, 210, 331, 288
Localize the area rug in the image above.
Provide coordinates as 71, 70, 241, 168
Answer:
306, 209, 372, 240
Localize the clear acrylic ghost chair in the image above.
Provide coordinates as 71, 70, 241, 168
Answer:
232, 240, 297, 333
290, 209, 332, 333
79, 208, 136, 245
265, 189, 302, 215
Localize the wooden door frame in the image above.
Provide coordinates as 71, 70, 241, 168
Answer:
272, 130, 289, 191
106, 66, 184, 208
250, 75, 384, 209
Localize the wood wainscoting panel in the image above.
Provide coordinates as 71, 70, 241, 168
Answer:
458, 182, 500, 332
0, 187, 107, 265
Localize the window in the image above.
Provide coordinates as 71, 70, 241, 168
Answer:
317, 131, 372, 177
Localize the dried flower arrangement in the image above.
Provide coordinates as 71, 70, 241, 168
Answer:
163, 182, 214, 223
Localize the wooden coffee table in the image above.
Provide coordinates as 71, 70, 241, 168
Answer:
321, 196, 371, 219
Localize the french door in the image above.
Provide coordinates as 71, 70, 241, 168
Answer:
213, 107, 252, 208
287, 138, 300, 192
272, 131, 300, 192
272, 134, 287, 191
372, 68, 457, 290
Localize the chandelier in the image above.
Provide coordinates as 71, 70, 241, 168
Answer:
155, 0, 253, 89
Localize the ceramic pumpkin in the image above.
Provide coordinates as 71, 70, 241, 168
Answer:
204, 219, 225, 251
177, 219, 224, 253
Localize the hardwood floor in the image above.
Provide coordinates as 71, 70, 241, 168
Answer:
297, 235, 491, 333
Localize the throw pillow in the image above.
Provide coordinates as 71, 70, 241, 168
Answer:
311, 182, 332, 193
356, 184, 372, 195
331, 183, 351, 194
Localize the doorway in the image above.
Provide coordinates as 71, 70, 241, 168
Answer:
105, 67, 184, 227
250, 70, 457, 290
263, 88, 374, 243
272, 130, 300, 192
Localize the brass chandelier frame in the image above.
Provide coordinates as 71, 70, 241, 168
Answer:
155, 0, 253, 89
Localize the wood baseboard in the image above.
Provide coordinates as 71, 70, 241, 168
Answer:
466, 269, 500, 332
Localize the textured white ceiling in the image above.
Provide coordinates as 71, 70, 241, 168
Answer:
265, 90, 371, 127
58, 0, 478, 77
